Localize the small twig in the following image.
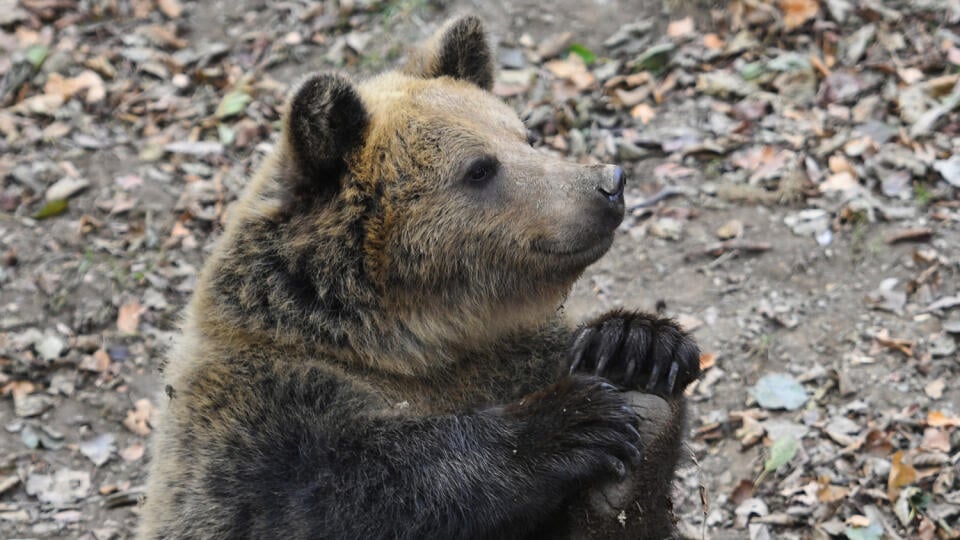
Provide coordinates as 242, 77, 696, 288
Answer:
626, 186, 690, 211
684, 240, 773, 261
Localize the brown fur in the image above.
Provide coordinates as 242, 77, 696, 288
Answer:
140, 16, 699, 539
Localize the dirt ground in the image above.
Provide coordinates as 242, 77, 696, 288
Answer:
1, 0, 959, 538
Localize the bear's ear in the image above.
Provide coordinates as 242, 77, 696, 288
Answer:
283, 73, 368, 199
405, 15, 494, 90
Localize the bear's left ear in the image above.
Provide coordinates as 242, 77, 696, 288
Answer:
405, 15, 494, 91
283, 73, 368, 200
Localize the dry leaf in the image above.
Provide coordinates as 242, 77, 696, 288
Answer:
846, 515, 871, 528
704, 34, 724, 50
117, 299, 145, 335
920, 428, 950, 452
79, 348, 111, 373
544, 58, 595, 91
667, 17, 694, 38
123, 399, 156, 436
780, 0, 819, 30
120, 442, 145, 462
927, 410, 960, 428
887, 450, 917, 501
923, 378, 945, 399
630, 103, 656, 124
873, 329, 915, 357
157, 0, 183, 18
699, 352, 717, 370
817, 477, 850, 503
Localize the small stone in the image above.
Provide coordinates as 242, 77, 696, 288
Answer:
650, 217, 684, 241
498, 47, 526, 69
697, 71, 756, 98
536, 31, 573, 60
929, 333, 957, 358
933, 155, 960, 187
14, 393, 53, 418
715, 220, 744, 240
35, 334, 65, 361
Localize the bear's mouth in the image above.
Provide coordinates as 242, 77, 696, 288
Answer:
531, 234, 615, 262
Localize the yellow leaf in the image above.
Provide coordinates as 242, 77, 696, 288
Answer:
887, 450, 917, 501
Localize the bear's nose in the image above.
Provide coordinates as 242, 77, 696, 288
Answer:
597, 165, 625, 203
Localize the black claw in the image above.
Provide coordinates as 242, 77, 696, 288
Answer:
646, 361, 663, 392
600, 382, 617, 391
626, 424, 642, 444
667, 362, 680, 394
568, 328, 594, 373
594, 318, 624, 376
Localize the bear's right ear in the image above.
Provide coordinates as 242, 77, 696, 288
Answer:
283, 73, 368, 199
404, 15, 495, 90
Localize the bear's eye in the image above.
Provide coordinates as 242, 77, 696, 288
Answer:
464, 157, 498, 186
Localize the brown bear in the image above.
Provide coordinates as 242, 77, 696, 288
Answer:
139, 16, 700, 540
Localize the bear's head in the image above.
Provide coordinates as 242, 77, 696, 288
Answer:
202, 16, 626, 374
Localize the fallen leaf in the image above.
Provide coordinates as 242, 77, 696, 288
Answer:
923, 378, 945, 399
699, 352, 717, 370
756, 436, 798, 484
117, 300, 144, 335
780, 0, 819, 30
123, 398, 156, 436
119, 442, 145, 462
667, 17, 694, 38
157, 0, 183, 18
25, 470, 91, 505
629, 103, 655, 124
80, 433, 116, 466
873, 329, 915, 357
32, 199, 69, 219
752, 373, 808, 411
888, 450, 917, 501
215, 90, 252, 120
927, 410, 960, 428
920, 428, 950, 452
817, 477, 850, 503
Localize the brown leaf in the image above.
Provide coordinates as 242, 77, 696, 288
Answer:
730, 479, 754, 504
117, 299, 144, 335
817, 477, 850, 503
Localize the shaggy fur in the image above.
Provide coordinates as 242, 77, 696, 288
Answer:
140, 15, 700, 540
